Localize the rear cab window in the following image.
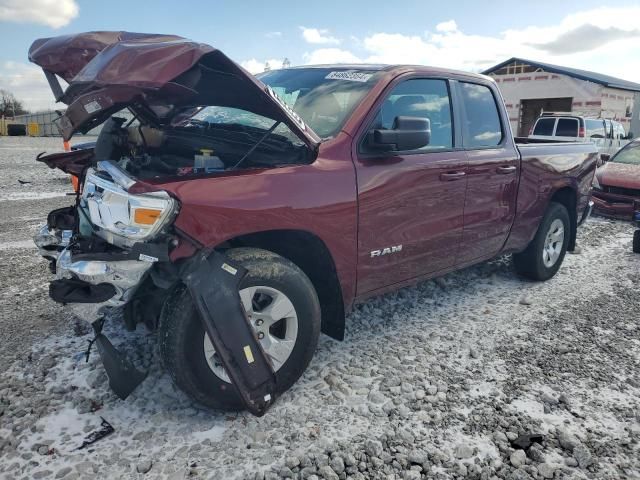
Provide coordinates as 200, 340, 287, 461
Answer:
555, 118, 579, 137
459, 82, 503, 148
533, 118, 556, 136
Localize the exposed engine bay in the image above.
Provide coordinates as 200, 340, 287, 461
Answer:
97, 113, 311, 181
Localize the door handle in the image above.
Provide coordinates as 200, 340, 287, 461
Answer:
439, 171, 466, 181
496, 165, 517, 174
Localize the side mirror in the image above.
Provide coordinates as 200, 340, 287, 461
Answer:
371, 116, 431, 151
599, 153, 610, 165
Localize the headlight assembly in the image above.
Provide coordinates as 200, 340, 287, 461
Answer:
82, 163, 178, 246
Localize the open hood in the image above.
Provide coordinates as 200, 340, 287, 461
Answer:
29, 31, 320, 150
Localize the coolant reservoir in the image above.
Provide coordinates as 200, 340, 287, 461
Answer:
194, 149, 224, 173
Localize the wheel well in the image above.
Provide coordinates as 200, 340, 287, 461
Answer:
225, 230, 346, 340
550, 187, 577, 251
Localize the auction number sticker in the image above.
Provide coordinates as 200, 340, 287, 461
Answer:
325, 71, 373, 82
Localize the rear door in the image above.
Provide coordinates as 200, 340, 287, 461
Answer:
354, 77, 467, 294
457, 81, 520, 264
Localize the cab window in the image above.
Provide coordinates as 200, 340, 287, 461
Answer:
533, 118, 555, 136
366, 78, 453, 152
555, 118, 579, 137
459, 82, 503, 148
585, 119, 605, 138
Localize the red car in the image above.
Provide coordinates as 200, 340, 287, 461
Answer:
592, 140, 640, 221
30, 32, 597, 414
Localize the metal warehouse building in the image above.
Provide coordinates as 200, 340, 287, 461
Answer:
483, 57, 640, 137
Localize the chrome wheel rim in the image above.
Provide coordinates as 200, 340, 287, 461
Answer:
203, 285, 298, 383
542, 219, 565, 268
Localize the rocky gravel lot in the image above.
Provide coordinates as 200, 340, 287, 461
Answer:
0, 137, 639, 480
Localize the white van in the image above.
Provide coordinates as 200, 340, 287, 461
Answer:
529, 113, 629, 158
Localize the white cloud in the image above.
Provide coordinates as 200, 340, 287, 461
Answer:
265, 31, 282, 39
0, 0, 78, 28
0, 61, 63, 112
303, 48, 361, 65
241, 58, 286, 74
300, 27, 340, 45
435, 20, 457, 33
300, 6, 640, 83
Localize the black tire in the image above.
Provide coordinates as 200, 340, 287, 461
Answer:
633, 230, 640, 254
158, 248, 321, 410
513, 202, 571, 281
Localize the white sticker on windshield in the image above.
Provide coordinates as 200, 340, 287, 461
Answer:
84, 100, 102, 114
325, 71, 373, 82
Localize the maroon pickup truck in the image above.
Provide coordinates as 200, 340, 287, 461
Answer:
30, 32, 597, 414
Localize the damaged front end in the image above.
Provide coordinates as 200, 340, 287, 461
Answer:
28, 31, 311, 414
37, 158, 176, 309
34, 155, 178, 399
34, 155, 276, 414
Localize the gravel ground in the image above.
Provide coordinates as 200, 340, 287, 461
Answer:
0, 137, 639, 480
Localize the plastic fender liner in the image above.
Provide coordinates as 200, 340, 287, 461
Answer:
180, 250, 276, 416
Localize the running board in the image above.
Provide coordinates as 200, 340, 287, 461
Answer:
181, 251, 276, 416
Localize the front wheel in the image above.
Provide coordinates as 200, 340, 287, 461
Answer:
513, 202, 570, 281
158, 248, 321, 410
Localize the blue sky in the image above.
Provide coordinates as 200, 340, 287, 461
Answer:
1, 0, 640, 110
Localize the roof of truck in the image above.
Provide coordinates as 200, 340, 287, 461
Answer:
282, 64, 493, 81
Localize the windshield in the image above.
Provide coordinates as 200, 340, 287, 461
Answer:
257, 68, 383, 138
612, 143, 640, 165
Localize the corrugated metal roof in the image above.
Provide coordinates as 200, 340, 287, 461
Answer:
482, 57, 640, 93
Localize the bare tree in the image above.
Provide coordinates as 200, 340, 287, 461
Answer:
282, 58, 291, 69
264, 61, 272, 72
0, 90, 28, 117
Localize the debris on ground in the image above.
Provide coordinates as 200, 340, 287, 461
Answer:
77, 417, 115, 450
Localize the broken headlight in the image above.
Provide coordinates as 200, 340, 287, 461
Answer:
82, 162, 178, 245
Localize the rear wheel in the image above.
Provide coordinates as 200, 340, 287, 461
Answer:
633, 230, 640, 254
513, 202, 570, 281
158, 248, 321, 410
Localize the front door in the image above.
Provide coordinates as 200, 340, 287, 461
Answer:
354, 78, 467, 295
456, 81, 519, 264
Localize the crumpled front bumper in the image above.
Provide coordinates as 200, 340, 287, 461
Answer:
33, 224, 72, 261
34, 224, 154, 313
592, 190, 638, 220
54, 246, 153, 306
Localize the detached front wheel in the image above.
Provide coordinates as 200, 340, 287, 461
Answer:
513, 202, 570, 281
159, 248, 321, 410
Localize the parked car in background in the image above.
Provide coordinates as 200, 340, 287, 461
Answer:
593, 140, 640, 220
30, 32, 598, 414
529, 113, 629, 160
